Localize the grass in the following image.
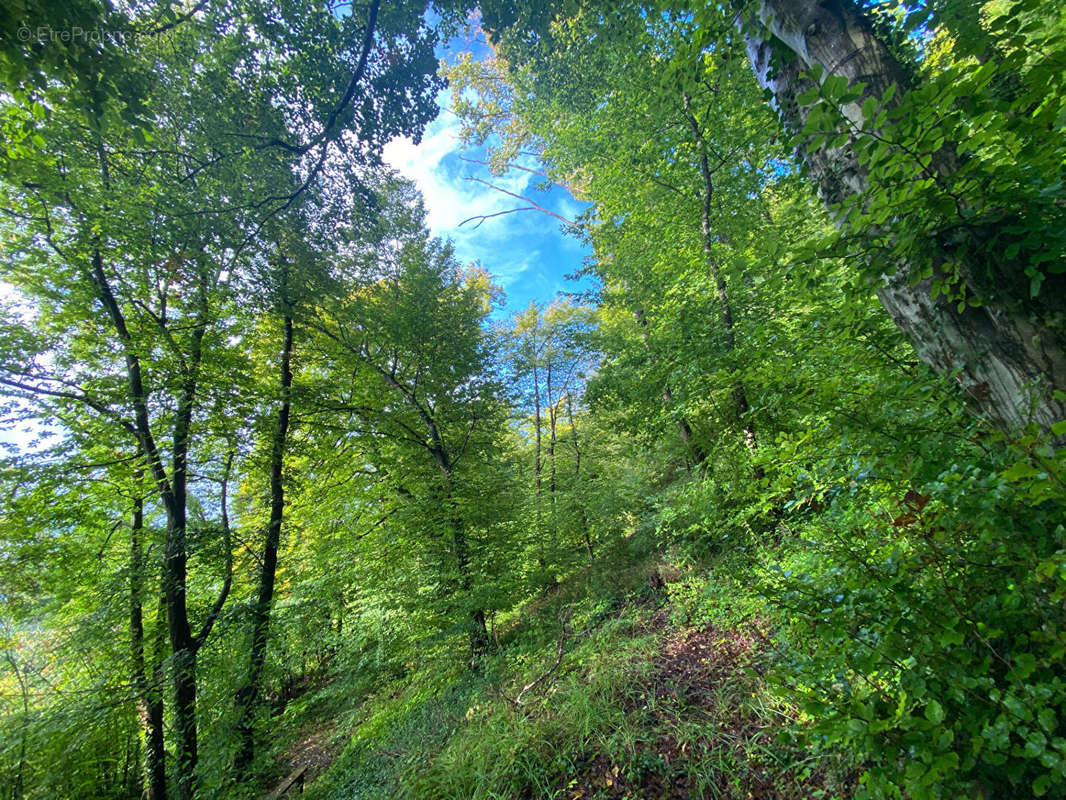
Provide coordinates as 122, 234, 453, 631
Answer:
264, 537, 852, 800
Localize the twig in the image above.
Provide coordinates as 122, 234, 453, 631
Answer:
464, 177, 574, 226
458, 207, 542, 229
500, 610, 581, 707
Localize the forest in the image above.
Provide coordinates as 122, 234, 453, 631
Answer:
1, 1, 1065, 798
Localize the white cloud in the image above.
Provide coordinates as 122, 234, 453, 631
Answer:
382, 92, 574, 296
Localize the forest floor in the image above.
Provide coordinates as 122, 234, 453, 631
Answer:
558, 612, 797, 800
259, 543, 853, 800
280, 721, 337, 788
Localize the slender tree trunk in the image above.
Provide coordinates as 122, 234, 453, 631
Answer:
149, 587, 168, 800
166, 510, 197, 800
5, 652, 28, 800
565, 395, 594, 560
122, 727, 137, 798
89, 246, 202, 800
129, 482, 167, 800
235, 313, 294, 772
92, 137, 195, 796
546, 360, 558, 558
548, 402, 557, 522
142, 667, 166, 799
531, 357, 547, 579
166, 279, 210, 800
740, 0, 1066, 438
451, 510, 490, 656
682, 96, 759, 455
426, 443, 490, 656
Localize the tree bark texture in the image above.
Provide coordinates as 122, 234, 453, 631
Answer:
741, 0, 1066, 438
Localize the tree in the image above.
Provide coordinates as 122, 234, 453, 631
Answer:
1, 1, 447, 793
502, 299, 597, 574
454, 7, 782, 466
475, 0, 1066, 439
306, 187, 509, 656
232, 241, 297, 774
734, 0, 1066, 437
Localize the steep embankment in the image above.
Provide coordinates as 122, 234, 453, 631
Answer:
258, 543, 853, 800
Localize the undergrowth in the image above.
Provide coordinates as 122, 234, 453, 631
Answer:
259, 431, 1066, 800
270, 533, 850, 800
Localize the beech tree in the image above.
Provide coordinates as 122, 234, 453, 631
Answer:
735, 0, 1066, 437
305, 188, 510, 656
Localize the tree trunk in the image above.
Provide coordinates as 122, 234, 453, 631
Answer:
532, 357, 547, 580
129, 484, 167, 800
149, 585, 168, 800
166, 280, 209, 800
5, 651, 29, 800
88, 248, 201, 800
565, 394, 594, 560
166, 507, 198, 800
428, 444, 490, 656
235, 313, 294, 773
452, 517, 491, 656
546, 360, 558, 550
740, 0, 1066, 438
682, 97, 759, 455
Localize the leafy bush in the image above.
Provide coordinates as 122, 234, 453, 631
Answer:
764, 445, 1066, 799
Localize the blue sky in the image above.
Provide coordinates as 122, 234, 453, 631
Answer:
382, 30, 592, 316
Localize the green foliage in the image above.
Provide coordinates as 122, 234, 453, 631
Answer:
2, 2, 1066, 799
785, 0, 1066, 408
759, 442, 1066, 798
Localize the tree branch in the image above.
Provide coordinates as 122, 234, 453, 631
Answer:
463, 177, 574, 227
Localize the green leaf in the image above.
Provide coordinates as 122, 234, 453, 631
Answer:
925, 699, 945, 725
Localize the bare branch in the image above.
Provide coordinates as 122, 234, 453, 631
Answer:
140, 0, 209, 36
462, 177, 574, 227
497, 609, 585, 708
458, 207, 542, 229
458, 155, 555, 184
